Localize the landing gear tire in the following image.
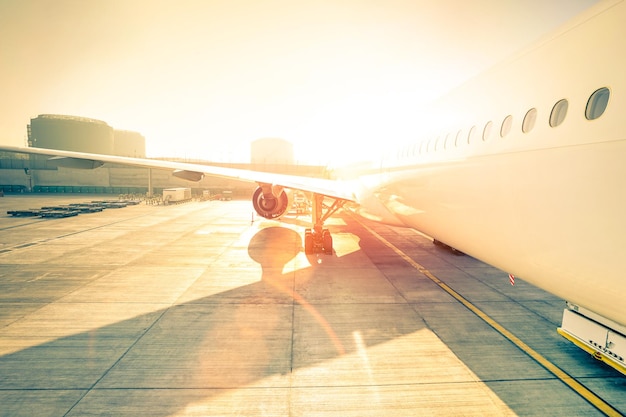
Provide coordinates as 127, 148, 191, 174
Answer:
303, 227, 333, 255
304, 230, 314, 254
322, 229, 333, 254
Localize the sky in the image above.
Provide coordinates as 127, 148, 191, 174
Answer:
0, 0, 598, 164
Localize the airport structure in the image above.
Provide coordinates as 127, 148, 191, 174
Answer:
29, 114, 116, 155
250, 138, 294, 165
0, 114, 325, 196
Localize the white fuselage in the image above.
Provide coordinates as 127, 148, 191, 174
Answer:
356, 0, 626, 328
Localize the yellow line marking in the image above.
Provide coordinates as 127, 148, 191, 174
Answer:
355, 218, 622, 417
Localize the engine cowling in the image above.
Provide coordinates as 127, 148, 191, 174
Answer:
252, 186, 289, 219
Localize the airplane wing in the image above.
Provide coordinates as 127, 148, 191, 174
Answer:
0, 145, 403, 255
0, 145, 358, 203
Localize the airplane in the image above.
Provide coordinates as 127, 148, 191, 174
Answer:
1, 0, 625, 376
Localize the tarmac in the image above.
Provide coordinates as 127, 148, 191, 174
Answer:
0, 195, 624, 417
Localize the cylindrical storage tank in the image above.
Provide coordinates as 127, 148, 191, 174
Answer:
114, 130, 146, 157
250, 138, 294, 165
29, 114, 114, 155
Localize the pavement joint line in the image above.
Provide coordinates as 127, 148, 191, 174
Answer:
62, 306, 173, 417
352, 215, 622, 417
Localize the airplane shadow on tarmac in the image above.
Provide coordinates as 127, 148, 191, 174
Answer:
1, 219, 620, 416
0, 224, 433, 416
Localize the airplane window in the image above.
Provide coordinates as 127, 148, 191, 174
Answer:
500, 115, 513, 137
522, 108, 537, 133
483, 121, 493, 141
550, 99, 568, 127
466, 126, 476, 144
586, 87, 610, 120
453, 130, 462, 147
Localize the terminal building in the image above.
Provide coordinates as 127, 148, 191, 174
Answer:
1, 115, 325, 196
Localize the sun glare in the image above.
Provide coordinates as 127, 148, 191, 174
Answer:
0, 0, 599, 164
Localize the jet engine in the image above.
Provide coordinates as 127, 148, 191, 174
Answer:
252, 185, 289, 219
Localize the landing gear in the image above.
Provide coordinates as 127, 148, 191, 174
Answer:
303, 193, 345, 255
304, 226, 333, 255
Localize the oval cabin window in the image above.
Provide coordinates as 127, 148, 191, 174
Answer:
522, 108, 537, 133
466, 126, 476, 145
483, 121, 493, 141
443, 133, 452, 150
585, 87, 610, 120
500, 115, 513, 137
550, 99, 568, 127
454, 130, 462, 147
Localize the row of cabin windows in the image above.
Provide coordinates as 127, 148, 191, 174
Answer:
403, 87, 610, 157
